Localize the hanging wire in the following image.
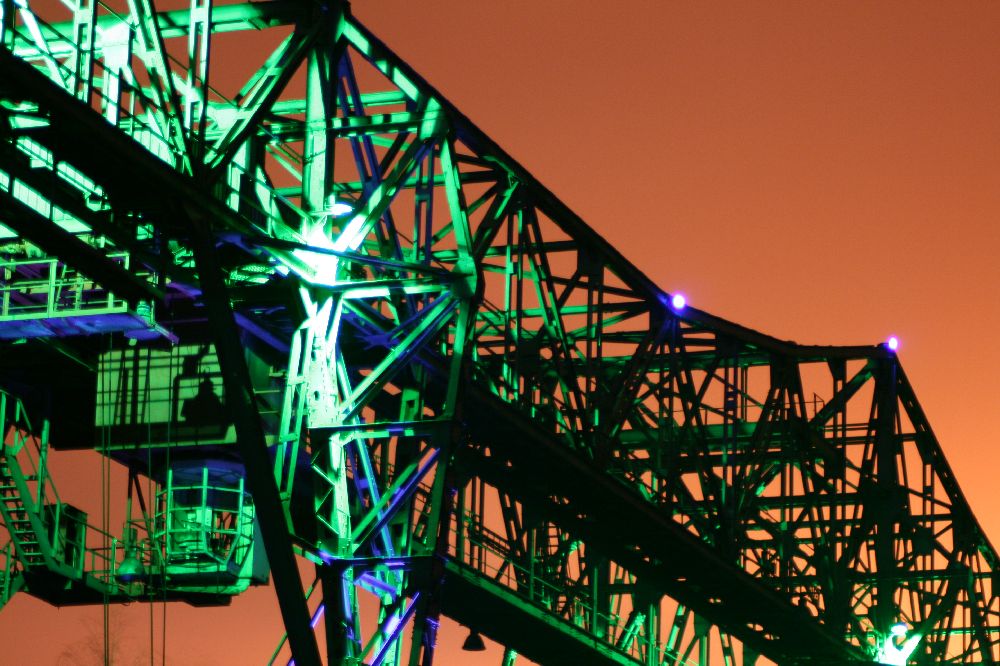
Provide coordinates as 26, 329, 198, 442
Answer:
149, 586, 154, 666
136, 344, 168, 666
146, 350, 155, 666
161, 348, 173, 666
103, 333, 120, 666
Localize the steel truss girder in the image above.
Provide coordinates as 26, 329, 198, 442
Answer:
1, 0, 998, 665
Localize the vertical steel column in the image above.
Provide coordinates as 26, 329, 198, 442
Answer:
303, 39, 335, 215
873, 357, 900, 642
408, 426, 458, 666
184, 0, 211, 159
0, 0, 12, 48
406, 132, 479, 666
189, 222, 321, 666
70, 0, 97, 102
318, 560, 355, 663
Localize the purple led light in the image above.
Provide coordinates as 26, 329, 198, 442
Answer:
671, 293, 686, 310
887, 336, 899, 351
310, 603, 326, 629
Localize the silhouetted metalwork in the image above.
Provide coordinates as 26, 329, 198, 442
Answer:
0, 1, 996, 664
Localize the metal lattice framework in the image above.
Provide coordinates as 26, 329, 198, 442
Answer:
0, 1, 997, 664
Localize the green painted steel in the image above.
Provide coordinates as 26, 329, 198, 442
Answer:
1, 390, 130, 604
0, 1, 997, 665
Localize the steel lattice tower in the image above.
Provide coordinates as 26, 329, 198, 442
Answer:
0, 1, 997, 664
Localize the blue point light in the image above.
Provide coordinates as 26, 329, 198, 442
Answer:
887, 335, 899, 351
671, 293, 686, 310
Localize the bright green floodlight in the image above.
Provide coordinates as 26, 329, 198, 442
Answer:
875, 623, 921, 665
295, 200, 359, 284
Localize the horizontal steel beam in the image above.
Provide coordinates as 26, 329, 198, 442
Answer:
441, 562, 642, 666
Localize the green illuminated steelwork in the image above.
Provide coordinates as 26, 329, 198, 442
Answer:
0, 390, 56, 572
155, 461, 260, 594
0, 0, 998, 664
877, 624, 922, 666
1, 389, 259, 606
1, 389, 130, 604
0, 540, 24, 610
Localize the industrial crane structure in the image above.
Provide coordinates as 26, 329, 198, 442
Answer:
0, 1, 997, 664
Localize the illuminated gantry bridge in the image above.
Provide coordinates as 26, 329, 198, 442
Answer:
0, 1, 997, 664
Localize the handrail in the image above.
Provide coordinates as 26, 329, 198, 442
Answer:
0, 389, 59, 509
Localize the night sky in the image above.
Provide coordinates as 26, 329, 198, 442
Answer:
3, 2, 1000, 663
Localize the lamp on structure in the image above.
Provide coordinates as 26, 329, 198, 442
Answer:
116, 545, 145, 584
875, 622, 921, 665
325, 200, 353, 217
462, 630, 486, 652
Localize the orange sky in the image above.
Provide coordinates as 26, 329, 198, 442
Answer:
356, 0, 1000, 558
4, 2, 1000, 663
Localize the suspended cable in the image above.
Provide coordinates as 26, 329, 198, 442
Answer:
103, 333, 117, 666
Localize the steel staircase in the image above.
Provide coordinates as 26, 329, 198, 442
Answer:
0, 389, 112, 606
0, 390, 56, 575
0, 540, 24, 611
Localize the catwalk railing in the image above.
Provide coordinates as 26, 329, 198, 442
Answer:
0, 0, 997, 664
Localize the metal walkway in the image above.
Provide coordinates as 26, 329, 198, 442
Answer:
0, 1, 997, 664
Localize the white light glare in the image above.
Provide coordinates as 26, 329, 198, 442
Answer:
327, 201, 353, 217
877, 622, 921, 666
295, 199, 364, 285
887, 335, 899, 351
671, 293, 686, 310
